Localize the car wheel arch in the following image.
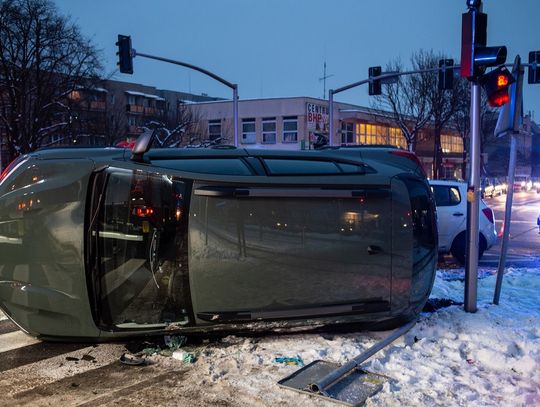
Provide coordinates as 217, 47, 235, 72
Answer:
450, 231, 488, 264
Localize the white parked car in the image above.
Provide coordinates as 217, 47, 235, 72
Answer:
430, 180, 497, 264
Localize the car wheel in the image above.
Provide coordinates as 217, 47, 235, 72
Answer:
450, 233, 466, 265
479, 235, 487, 260
450, 232, 487, 265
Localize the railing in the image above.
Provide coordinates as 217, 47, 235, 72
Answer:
127, 104, 145, 114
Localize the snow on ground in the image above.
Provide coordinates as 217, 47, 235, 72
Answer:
154, 267, 540, 406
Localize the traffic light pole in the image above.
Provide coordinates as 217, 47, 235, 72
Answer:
328, 68, 449, 145
134, 51, 240, 146
464, 81, 481, 313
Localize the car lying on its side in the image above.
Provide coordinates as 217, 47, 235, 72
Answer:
0, 141, 437, 341
430, 180, 497, 264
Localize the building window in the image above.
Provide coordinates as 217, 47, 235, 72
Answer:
262, 117, 276, 144
208, 119, 221, 141
127, 115, 137, 126
127, 95, 135, 105
242, 118, 256, 144
355, 123, 407, 148
283, 116, 298, 143
388, 127, 407, 149
341, 122, 354, 144
441, 134, 464, 153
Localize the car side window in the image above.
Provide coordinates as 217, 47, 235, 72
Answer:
431, 185, 461, 206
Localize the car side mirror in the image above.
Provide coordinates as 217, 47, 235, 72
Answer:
131, 128, 155, 162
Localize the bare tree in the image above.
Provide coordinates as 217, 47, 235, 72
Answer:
373, 50, 468, 178
421, 50, 464, 179
0, 0, 102, 163
452, 78, 501, 177
371, 57, 432, 152
135, 102, 206, 148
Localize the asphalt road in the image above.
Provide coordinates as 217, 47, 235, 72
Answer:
478, 189, 540, 268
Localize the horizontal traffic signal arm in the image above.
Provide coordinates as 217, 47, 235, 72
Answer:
331, 66, 462, 96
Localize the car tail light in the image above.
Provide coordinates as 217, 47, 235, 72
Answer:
482, 207, 494, 224
389, 150, 427, 177
134, 206, 154, 217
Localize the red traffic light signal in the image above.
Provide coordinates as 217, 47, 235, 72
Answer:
480, 66, 514, 107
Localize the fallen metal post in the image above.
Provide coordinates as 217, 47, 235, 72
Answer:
309, 319, 416, 395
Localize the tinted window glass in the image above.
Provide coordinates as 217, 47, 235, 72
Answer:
155, 159, 252, 176
431, 185, 461, 206
264, 159, 339, 175
404, 179, 437, 253
337, 163, 365, 174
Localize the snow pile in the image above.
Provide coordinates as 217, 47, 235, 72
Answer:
157, 268, 540, 406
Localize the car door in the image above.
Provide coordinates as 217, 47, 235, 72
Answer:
188, 183, 393, 323
431, 183, 465, 251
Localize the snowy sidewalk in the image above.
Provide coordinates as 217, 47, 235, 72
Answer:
153, 267, 540, 406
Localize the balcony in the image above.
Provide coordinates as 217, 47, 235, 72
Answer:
143, 106, 156, 115
127, 104, 145, 114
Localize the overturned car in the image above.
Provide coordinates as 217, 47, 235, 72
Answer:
0, 141, 437, 341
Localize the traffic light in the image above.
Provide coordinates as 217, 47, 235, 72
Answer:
368, 66, 382, 95
460, 10, 506, 79
438, 59, 454, 90
480, 66, 514, 107
529, 51, 540, 84
116, 34, 133, 74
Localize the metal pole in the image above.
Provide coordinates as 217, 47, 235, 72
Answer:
494, 134, 517, 304
464, 81, 481, 313
135, 52, 236, 89
328, 90, 334, 145
309, 319, 416, 395
233, 85, 239, 147
493, 56, 523, 304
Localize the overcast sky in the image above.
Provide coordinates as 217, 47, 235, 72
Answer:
54, 0, 540, 117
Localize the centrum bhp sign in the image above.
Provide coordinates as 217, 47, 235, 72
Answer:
306, 103, 329, 132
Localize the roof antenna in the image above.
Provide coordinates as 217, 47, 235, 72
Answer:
319, 61, 334, 99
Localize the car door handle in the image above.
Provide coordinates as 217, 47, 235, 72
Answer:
452, 212, 464, 217
367, 245, 382, 255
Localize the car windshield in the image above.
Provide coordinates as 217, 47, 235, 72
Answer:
92, 169, 191, 328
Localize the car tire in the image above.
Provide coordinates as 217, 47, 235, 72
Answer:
450, 232, 487, 265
